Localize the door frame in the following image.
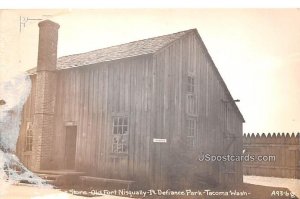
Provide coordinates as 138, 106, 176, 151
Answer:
64, 124, 78, 170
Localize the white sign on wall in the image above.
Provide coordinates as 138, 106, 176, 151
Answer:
153, 138, 167, 143
65, 121, 77, 126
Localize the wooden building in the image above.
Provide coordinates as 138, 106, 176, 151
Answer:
16, 20, 244, 188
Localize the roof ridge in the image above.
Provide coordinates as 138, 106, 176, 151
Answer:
58, 28, 196, 60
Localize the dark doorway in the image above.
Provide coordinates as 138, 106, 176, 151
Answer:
65, 126, 77, 169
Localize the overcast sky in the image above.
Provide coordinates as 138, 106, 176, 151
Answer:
1, 9, 300, 133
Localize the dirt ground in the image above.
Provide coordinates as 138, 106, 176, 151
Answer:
244, 175, 300, 198
135, 182, 298, 199
0, 182, 130, 199
0, 176, 299, 199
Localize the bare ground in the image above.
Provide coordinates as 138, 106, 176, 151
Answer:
0, 182, 130, 199
244, 175, 300, 198
0, 176, 299, 199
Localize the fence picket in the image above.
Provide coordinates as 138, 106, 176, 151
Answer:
243, 133, 300, 179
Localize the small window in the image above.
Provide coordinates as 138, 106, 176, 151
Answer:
112, 116, 129, 154
186, 94, 196, 115
186, 118, 196, 149
187, 75, 195, 93
25, 122, 33, 151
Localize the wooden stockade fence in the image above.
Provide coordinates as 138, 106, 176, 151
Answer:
243, 133, 300, 179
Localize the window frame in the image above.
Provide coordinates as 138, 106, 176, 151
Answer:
111, 116, 129, 155
186, 94, 197, 116
25, 121, 33, 152
187, 75, 195, 93
186, 117, 197, 150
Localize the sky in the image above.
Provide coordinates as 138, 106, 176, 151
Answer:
0, 9, 300, 133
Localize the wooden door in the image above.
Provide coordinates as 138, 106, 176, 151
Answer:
223, 135, 236, 184
65, 126, 77, 170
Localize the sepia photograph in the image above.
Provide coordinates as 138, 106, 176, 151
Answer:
0, 7, 300, 199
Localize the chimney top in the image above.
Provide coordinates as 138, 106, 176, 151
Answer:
38, 20, 60, 29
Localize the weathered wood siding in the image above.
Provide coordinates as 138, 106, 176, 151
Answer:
17, 30, 243, 188
52, 55, 153, 182
152, 31, 243, 187
17, 75, 36, 169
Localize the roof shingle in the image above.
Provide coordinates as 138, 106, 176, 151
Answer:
57, 29, 194, 69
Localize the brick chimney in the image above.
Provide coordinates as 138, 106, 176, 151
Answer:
32, 20, 59, 171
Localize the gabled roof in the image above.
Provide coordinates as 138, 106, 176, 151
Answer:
28, 29, 193, 74
27, 28, 245, 122
58, 29, 194, 70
